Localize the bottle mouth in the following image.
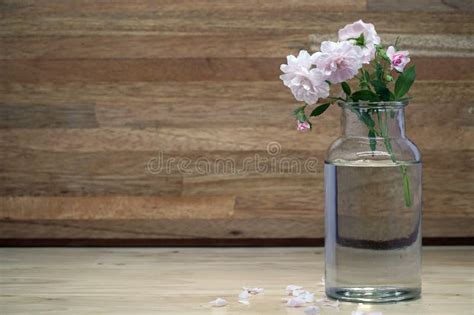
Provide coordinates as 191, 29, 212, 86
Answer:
338, 100, 408, 109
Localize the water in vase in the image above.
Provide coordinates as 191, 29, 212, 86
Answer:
324, 159, 422, 302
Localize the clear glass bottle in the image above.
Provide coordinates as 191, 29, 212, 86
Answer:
324, 101, 422, 303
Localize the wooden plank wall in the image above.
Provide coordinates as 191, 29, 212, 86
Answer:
0, 0, 473, 244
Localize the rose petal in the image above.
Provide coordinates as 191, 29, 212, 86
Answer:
280, 54, 330, 105
312, 40, 364, 83
209, 298, 227, 307
243, 287, 264, 295
250, 287, 264, 295
305, 305, 321, 315
286, 285, 303, 295
286, 296, 306, 307
291, 288, 305, 297
301, 291, 315, 303
238, 290, 250, 301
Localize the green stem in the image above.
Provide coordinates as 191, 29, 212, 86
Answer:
327, 97, 346, 101
375, 110, 412, 208
401, 164, 412, 207
349, 107, 413, 208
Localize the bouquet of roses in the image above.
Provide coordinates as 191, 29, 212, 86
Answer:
280, 20, 416, 207
280, 20, 415, 132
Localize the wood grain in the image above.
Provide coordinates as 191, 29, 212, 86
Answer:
0, 0, 473, 242
0, 103, 98, 128
0, 247, 473, 314
368, 0, 474, 12
0, 196, 235, 219
0, 0, 368, 16
2, 217, 472, 239
0, 218, 325, 239
2, 58, 474, 83
1, 126, 471, 153
2, 34, 473, 59
0, 81, 472, 128
2, 10, 473, 36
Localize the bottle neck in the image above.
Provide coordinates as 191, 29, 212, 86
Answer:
342, 106, 406, 139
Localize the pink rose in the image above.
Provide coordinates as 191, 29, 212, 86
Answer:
280, 50, 330, 105
311, 41, 364, 84
386, 46, 410, 72
338, 20, 380, 64
296, 120, 311, 132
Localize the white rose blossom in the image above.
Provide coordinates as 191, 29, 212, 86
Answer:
280, 50, 330, 105
338, 19, 381, 64
311, 41, 364, 84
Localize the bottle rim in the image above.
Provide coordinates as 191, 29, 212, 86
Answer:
338, 100, 408, 109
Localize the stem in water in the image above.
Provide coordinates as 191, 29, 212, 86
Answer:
376, 110, 412, 208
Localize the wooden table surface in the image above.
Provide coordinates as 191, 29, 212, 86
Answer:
0, 247, 472, 314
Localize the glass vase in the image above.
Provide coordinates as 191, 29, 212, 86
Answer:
324, 101, 422, 303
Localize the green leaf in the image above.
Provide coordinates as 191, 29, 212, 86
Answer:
370, 80, 392, 101
375, 63, 384, 81
360, 111, 376, 128
293, 106, 303, 115
293, 105, 307, 122
390, 109, 396, 118
355, 33, 365, 46
394, 65, 416, 99
368, 129, 376, 151
341, 82, 351, 97
397, 96, 412, 102
310, 103, 331, 117
364, 69, 371, 82
351, 90, 380, 102
376, 46, 389, 61
359, 69, 373, 90
359, 81, 368, 90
